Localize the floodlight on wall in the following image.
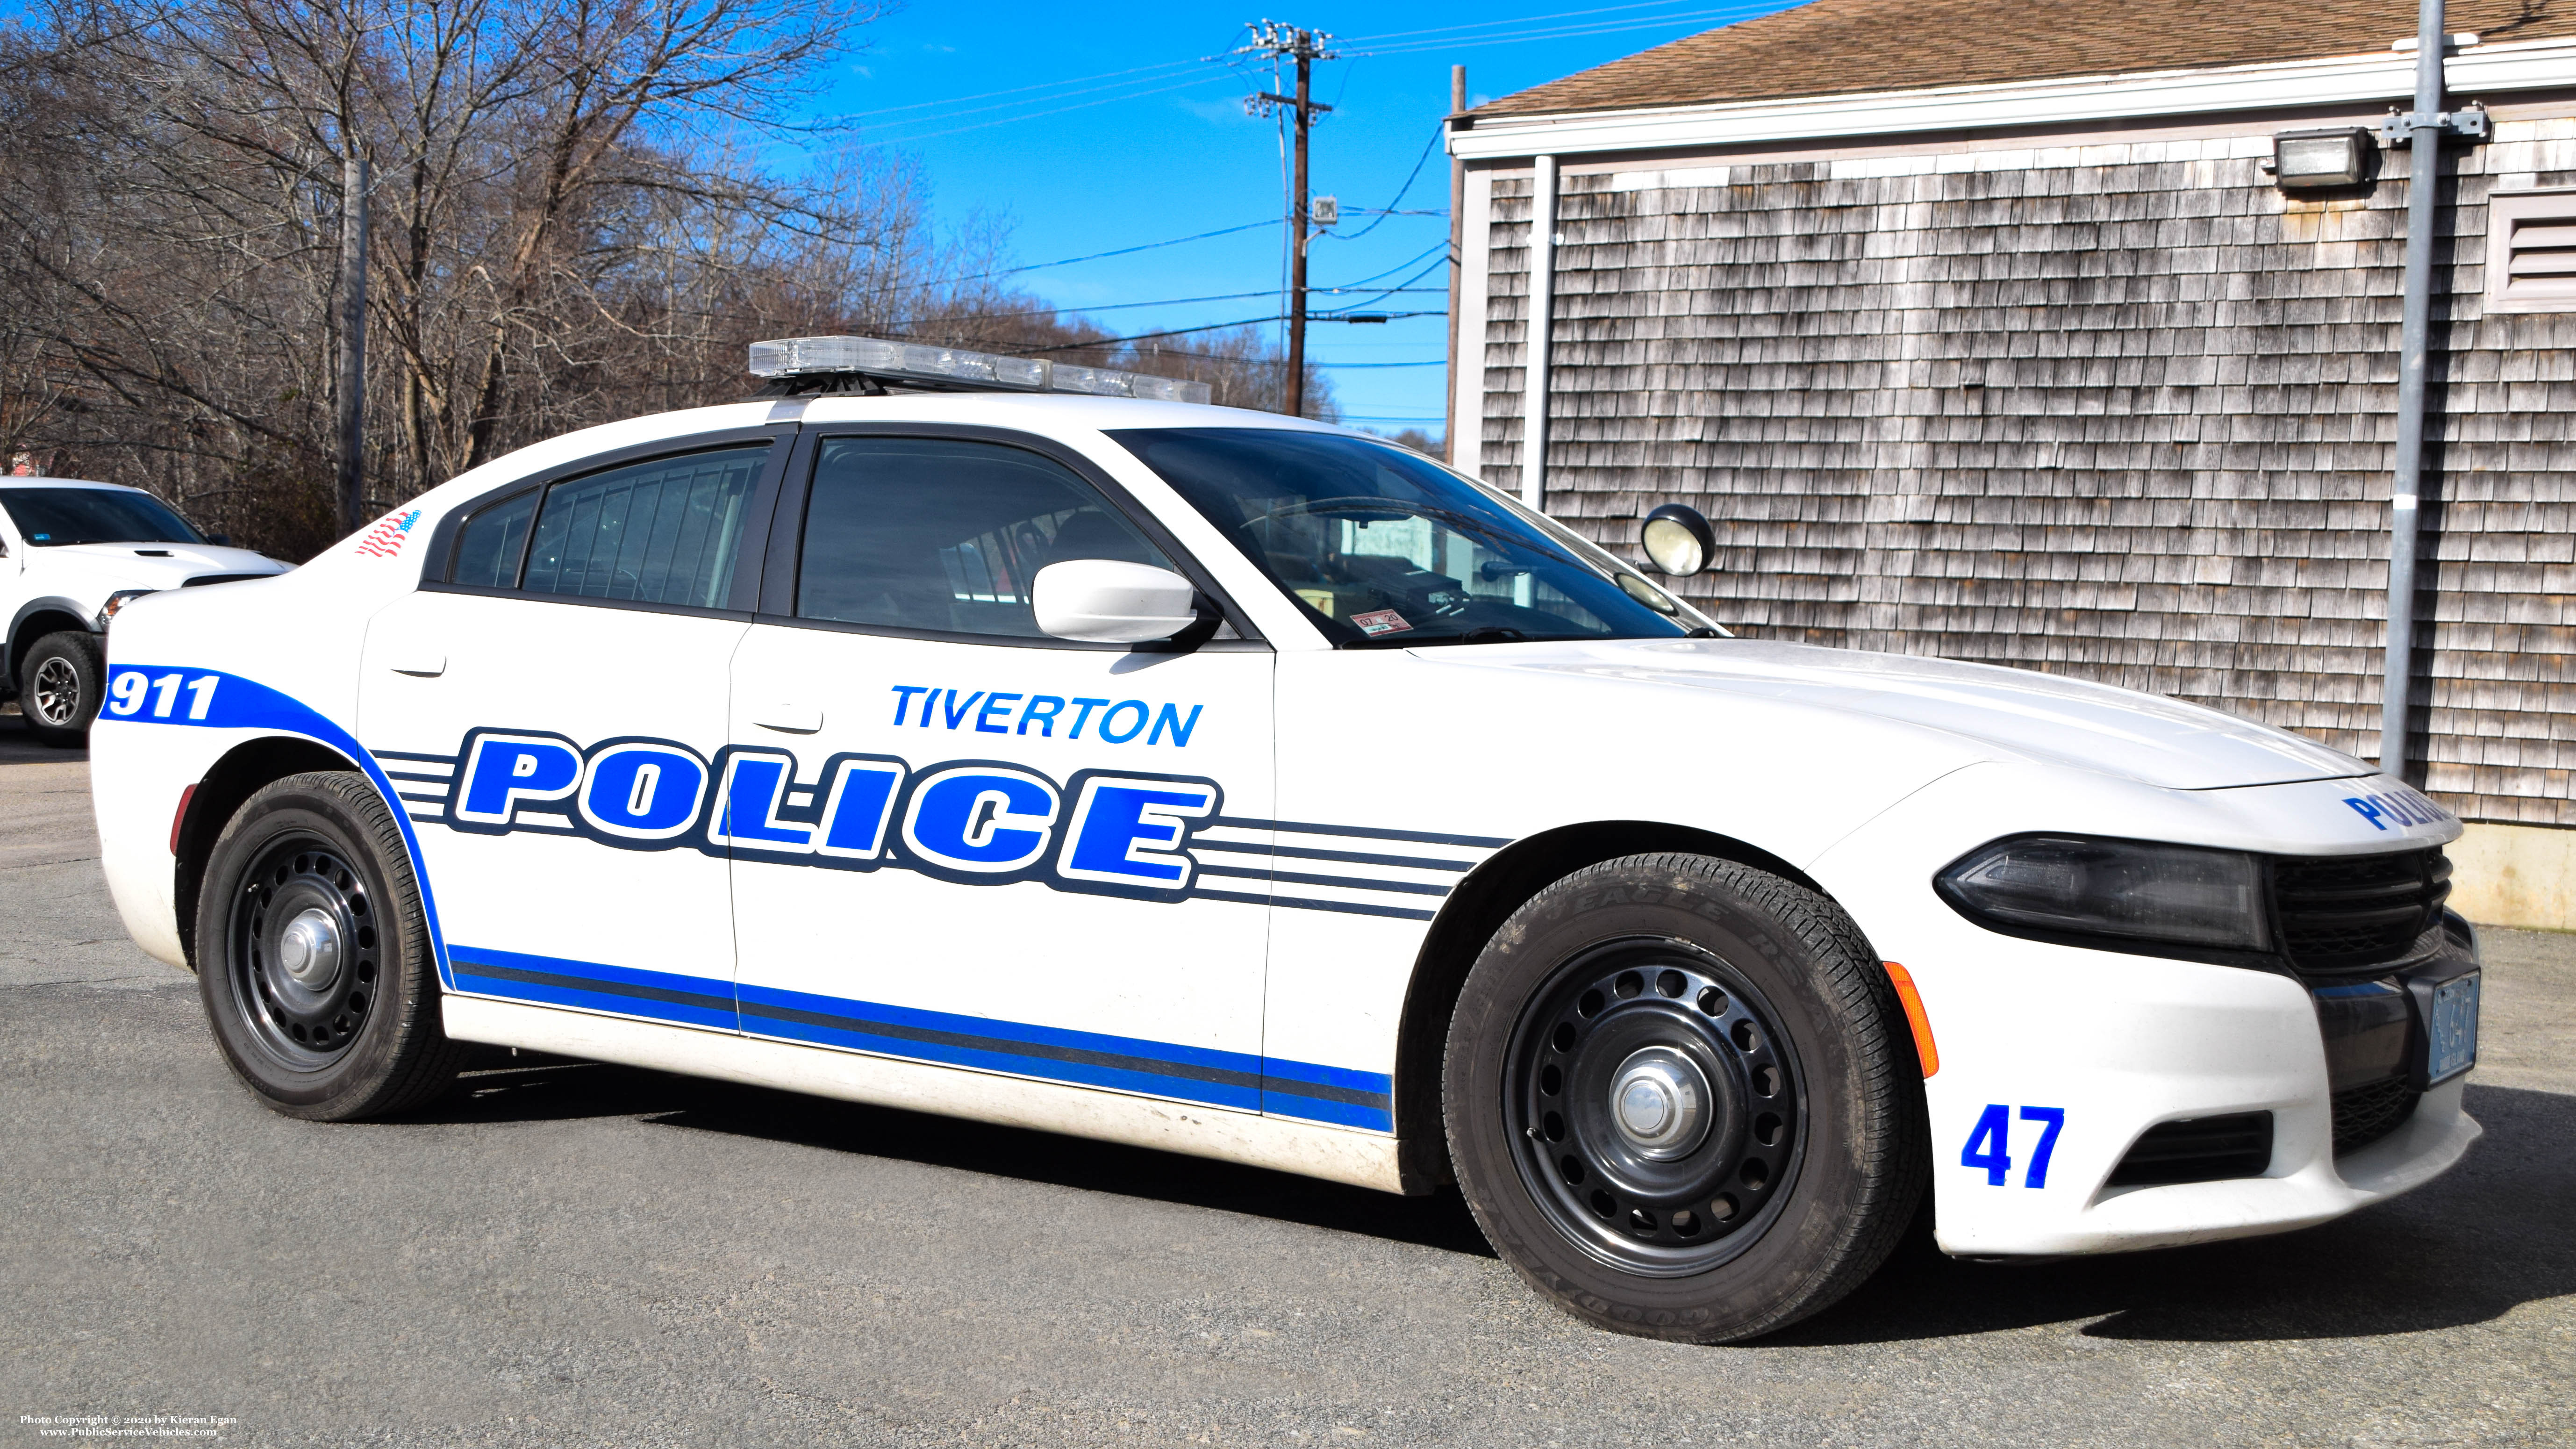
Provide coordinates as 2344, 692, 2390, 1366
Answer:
2261, 128, 2378, 191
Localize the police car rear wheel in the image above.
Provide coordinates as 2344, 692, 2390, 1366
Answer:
1443, 853, 1927, 1343
19, 631, 101, 747
197, 771, 465, 1119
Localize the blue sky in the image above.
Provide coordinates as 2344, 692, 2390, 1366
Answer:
794, 1, 1798, 436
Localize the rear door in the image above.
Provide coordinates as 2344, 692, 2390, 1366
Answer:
724, 427, 1280, 1112
360, 429, 790, 1026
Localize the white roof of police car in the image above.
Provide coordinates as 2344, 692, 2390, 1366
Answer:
415, 394, 1361, 509
0, 476, 152, 492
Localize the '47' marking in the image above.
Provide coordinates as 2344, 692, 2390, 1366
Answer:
1962, 1104, 2066, 1189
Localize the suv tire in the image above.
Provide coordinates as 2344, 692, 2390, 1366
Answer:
19, 630, 102, 747
196, 771, 465, 1119
1443, 853, 1928, 1342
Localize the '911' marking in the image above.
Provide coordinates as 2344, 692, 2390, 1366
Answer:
1963, 1104, 2066, 1188
107, 668, 219, 721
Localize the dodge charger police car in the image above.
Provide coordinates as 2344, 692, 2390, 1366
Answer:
87, 337, 2482, 1342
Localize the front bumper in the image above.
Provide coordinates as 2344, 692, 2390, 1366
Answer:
1809, 765, 2482, 1259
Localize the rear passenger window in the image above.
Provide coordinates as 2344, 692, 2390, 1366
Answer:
796, 437, 1174, 638
449, 489, 535, 587
452, 444, 767, 608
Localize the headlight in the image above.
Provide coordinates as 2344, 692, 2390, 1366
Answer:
95, 589, 156, 628
1937, 835, 2269, 954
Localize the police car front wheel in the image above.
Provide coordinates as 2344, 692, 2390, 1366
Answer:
196, 771, 465, 1119
1443, 853, 1928, 1343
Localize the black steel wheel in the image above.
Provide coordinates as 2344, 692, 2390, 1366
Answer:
1445, 853, 1928, 1343
198, 771, 464, 1119
228, 834, 379, 1069
1505, 937, 1806, 1277
18, 630, 101, 746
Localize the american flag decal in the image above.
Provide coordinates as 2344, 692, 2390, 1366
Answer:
354, 509, 422, 560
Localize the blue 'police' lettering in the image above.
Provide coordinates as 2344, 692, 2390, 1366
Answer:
430, 731, 1243, 902
580, 743, 707, 840
458, 735, 581, 825
902, 768, 1058, 873
817, 759, 904, 859
1061, 779, 1218, 888
712, 753, 814, 850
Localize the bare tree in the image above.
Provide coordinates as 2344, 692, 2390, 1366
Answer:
0, 0, 1333, 558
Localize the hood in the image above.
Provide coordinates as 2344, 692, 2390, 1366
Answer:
26, 541, 292, 591
1424, 638, 2368, 791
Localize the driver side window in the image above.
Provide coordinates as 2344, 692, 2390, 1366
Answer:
794, 436, 1176, 639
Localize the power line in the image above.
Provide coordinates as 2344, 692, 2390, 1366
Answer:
837, 58, 1206, 119
876, 220, 1280, 296
853, 72, 1240, 144
1328, 123, 1444, 242
892, 284, 1444, 331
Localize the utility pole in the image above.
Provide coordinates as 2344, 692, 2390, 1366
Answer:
2376, 0, 2487, 781
336, 152, 370, 535
1242, 20, 1334, 419
1445, 64, 1465, 463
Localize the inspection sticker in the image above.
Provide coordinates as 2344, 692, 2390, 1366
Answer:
1350, 609, 1413, 636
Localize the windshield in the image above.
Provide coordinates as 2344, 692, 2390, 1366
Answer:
0, 487, 205, 547
1109, 428, 1709, 646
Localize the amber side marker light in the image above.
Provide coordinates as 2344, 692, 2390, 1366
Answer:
1883, 961, 1939, 1077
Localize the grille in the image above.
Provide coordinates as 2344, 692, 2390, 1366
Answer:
182, 573, 271, 588
2332, 1077, 2421, 1156
2270, 848, 2450, 978
2106, 1112, 2275, 1187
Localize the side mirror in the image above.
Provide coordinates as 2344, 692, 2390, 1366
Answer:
1032, 559, 1202, 644
1640, 503, 1716, 577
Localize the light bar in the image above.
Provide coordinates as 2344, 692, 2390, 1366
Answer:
748, 335, 1211, 405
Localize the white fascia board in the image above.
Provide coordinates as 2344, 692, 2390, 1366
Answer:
1448, 36, 2576, 161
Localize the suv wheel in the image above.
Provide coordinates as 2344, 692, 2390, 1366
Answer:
18, 630, 102, 747
1443, 853, 1928, 1342
196, 771, 465, 1119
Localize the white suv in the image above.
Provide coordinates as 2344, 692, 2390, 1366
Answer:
1, 478, 291, 745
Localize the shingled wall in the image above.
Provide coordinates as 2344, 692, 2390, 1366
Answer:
1474, 117, 2576, 827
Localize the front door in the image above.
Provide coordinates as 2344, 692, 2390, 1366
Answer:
725, 431, 1278, 1112
360, 435, 784, 1027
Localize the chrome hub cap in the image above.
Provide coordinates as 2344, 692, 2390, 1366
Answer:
1610, 1047, 1710, 1160
277, 908, 343, 991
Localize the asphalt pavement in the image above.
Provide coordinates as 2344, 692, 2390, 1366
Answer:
2, 708, 2569, 1447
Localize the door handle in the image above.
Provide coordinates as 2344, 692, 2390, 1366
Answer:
389, 654, 446, 678
753, 703, 823, 734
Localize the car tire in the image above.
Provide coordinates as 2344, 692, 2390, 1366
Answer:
18, 630, 102, 747
196, 770, 465, 1120
1443, 852, 1928, 1343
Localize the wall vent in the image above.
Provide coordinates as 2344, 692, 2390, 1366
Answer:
2486, 187, 2576, 314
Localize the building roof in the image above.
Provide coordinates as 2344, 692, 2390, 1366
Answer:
1474, 0, 2576, 117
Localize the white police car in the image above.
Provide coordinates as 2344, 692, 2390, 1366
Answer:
87, 337, 2482, 1342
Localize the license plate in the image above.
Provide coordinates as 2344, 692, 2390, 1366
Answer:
2426, 971, 2480, 1085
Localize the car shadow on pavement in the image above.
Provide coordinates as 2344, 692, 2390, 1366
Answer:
406, 1060, 2569, 1334
1770, 1083, 2575, 1347
407, 1053, 1498, 1257
0, 708, 85, 764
